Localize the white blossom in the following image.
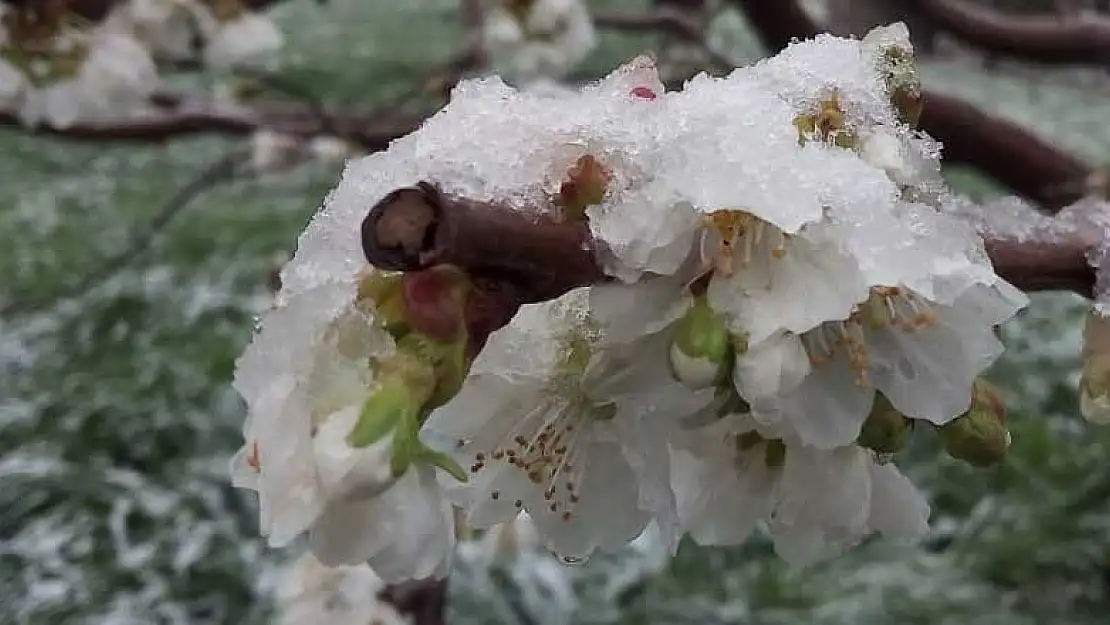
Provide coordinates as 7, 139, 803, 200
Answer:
671, 414, 929, 566
235, 28, 1033, 577
426, 288, 715, 559
203, 12, 283, 70
2, 26, 157, 129
102, 0, 205, 59
484, 0, 596, 85
250, 129, 302, 173
230, 277, 455, 581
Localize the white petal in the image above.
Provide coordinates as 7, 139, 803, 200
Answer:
204, 14, 284, 70
867, 294, 1006, 424
867, 462, 930, 538
312, 405, 394, 497
708, 226, 868, 344
529, 441, 651, 559
589, 278, 690, 345
762, 354, 874, 449
732, 332, 811, 405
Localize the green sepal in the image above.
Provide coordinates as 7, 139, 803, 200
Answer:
857, 392, 912, 455
938, 379, 1009, 467
357, 270, 410, 339
347, 350, 436, 448
415, 445, 468, 482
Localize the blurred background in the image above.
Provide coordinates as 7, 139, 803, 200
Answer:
1, 0, 1108, 623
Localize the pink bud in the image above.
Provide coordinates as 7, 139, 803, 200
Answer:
630, 86, 657, 100
401, 268, 468, 342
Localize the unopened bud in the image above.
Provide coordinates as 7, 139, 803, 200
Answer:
891, 85, 923, 128
401, 265, 471, 343
668, 297, 732, 389
864, 24, 923, 128
1080, 311, 1110, 424
357, 269, 406, 333
347, 351, 436, 449
857, 392, 911, 454
938, 379, 1010, 467
558, 154, 611, 222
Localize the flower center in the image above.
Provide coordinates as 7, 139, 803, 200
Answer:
455, 328, 610, 522
697, 209, 789, 280
459, 399, 590, 522
725, 430, 785, 469
859, 286, 937, 331
801, 287, 938, 386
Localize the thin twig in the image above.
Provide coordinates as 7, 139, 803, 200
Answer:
0, 150, 247, 317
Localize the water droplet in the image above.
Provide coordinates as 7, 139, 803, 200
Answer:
560, 554, 589, 566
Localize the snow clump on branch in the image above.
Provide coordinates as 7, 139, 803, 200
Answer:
231, 23, 1027, 579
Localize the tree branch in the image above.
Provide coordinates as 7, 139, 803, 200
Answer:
907, 0, 1110, 65
0, 95, 426, 151
362, 182, 606, 303
62, 0, 294, 21
594, 8, 737, 70
919, 91, 1090, 209
985, 236, 1095, 298
361, 183, 1099, 350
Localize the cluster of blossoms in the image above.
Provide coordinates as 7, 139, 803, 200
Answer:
0, 0, 281, 128
104, 0, 283, 70
232, 24, 1029, 582
483, 0, 595, 87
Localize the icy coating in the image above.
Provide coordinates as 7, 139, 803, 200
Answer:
233, 24, 1034, 582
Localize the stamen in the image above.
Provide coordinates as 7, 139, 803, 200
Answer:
247, 441, 261, 473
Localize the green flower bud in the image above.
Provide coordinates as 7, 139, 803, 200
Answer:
357, 269, 407, 336
939, 379, 1010, 467
668, 297, 732, 390
401, 265, 471, 343
764, 439, 786, 469
346, 350, 436, 449
1080, 311, 1110, 425
393, 332, 470, 412
857, 392, 911, 455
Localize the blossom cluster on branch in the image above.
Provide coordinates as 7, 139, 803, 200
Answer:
0, 0, 281, 128
227, 24, 1099, 584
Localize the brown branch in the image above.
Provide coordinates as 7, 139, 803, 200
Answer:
985, 236, 1095, 298
0, 95, 426, 151
907, 0, 1110, 65
361, 183, 1099, 353
62, 0, 292, 21
727, 0, 822, 50
594, 9, 737, 70
362, 182, 606, 303
919, 91, 1089, 209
